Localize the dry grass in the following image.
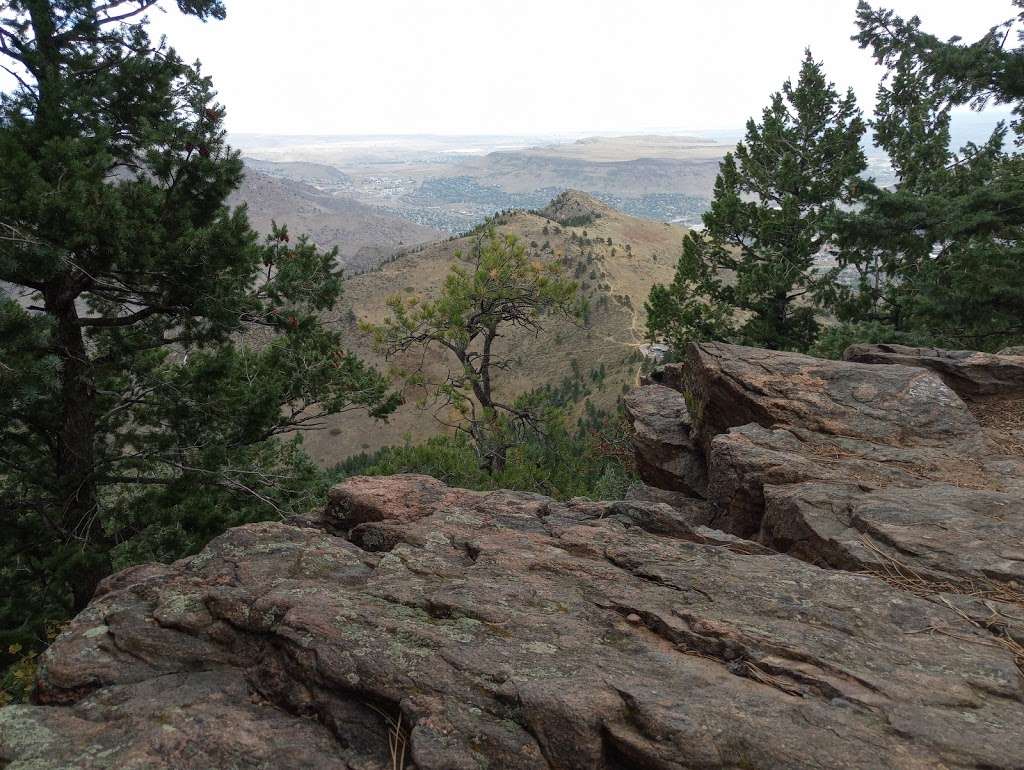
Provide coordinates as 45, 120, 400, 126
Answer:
859, 536, 1024, 607
907, 601, 1024, 679
857, 536, 1024, 677
365, 702, 409, 769
744, 661, 805, 697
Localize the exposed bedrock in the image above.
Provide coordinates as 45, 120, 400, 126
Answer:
4, 475, 1024, 768
843, 342, 1024, 400
5, 343, 1024, 768
622, 383, 707, 496
628, 342, 1024, 679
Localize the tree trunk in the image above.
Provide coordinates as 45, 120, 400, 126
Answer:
29, 4, 108, 611
45, 278, 104, 610
770, 293, 790, 350
70, 556, 110, 614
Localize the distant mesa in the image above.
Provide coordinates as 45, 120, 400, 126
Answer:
539, 189, 614, 226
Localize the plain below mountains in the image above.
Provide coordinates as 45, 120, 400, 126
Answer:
235, 133, 728, 233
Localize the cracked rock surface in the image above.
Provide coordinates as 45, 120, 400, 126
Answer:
4, 342, 1024, 769
630, 342, 1024, 722
622, 384, 707, 496
3, 475, 1024, 768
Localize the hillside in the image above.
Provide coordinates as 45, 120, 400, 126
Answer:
229, 168, 442, 271
301, 191, 688, 464
240, 157, 352, 186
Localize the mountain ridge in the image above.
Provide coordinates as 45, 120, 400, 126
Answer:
300, 192, 688, 463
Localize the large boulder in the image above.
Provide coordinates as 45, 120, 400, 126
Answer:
844, 343, 1024, 399
703, 418, 1018, 538
622, 384, 707, 496
682, 342, 981, 451
4, 475, 1024, 769
677, 341, 1023, 569
628, 341, 1024, 666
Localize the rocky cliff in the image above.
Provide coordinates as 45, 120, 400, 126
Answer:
3, 344, 1024, 769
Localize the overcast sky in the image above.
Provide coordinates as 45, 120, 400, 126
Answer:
33, 1, 1024, 134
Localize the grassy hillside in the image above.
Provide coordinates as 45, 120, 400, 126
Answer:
302, 191, 688, 465
229, 169, 442, 271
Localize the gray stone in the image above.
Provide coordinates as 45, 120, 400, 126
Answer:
623, 384, 707, 496
5, 476, 1023, 769
844, 343, 1024, 399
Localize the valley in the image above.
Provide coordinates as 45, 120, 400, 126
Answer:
232, 132, 726, 237
224, 132, 729, 467
227, 167, 443, 272
301, 190, 688, 465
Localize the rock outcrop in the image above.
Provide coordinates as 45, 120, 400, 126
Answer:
683, 343, 983, 450
622, 384, 706, 496
629, 341, 1024, 676
4, 343, 1024, 769
844, 343, 1024, 399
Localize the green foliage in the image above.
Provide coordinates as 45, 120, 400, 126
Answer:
809, 322, 935, 360
338, 358, 635, 502
855, 1, 1024, 138
363, 227, 584, 471
824, 3, 1024, 351
0, 644, 38, 706
558, 214, 598, 228
0, 0, 396, 680
339, 394, 635, 502
651, 5, 1024, 356
645, 243, 736, 354
646, 51, 866, 354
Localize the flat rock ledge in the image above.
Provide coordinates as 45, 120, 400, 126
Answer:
843, 343, 1024, 399
4, 343, 1024, 769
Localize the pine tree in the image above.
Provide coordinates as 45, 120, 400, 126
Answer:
820, 2, 1024, 352
363, 228, 582, 473
855, 1, 1024, 138
646, 51, 866, 353
821, 44, 953, 334
0, 1, 398, 657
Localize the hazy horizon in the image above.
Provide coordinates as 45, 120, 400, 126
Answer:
142, 0, 1014, 136
224, 108, 1012, 160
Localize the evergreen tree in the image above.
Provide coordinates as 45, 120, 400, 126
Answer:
363, 227, 582, 473
820, 44, 953, 334
820, 2, 1024, 352
646, 51, 866, 353
855, 1, 1024, 139
0, 0, 398, 660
